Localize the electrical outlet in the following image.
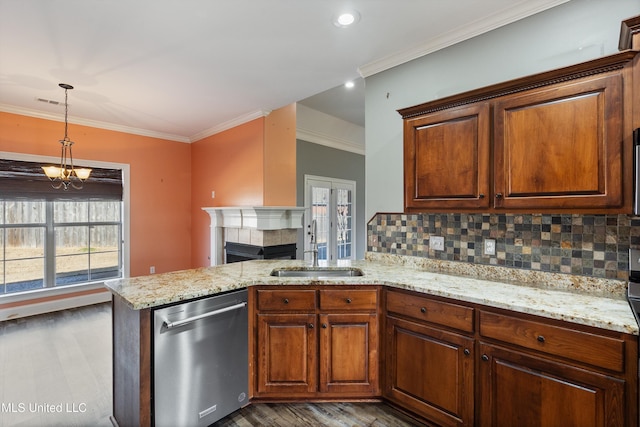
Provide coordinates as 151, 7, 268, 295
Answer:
484, 239, 496, 256
430, 236, 445, 251
150, 266, 155, 274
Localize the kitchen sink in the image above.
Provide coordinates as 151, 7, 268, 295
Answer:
269, 267, 364, 278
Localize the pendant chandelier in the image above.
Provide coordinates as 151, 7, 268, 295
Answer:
42, 83, 92, 190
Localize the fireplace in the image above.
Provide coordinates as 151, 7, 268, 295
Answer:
225, 242, 297, 263
202, 206, 305, 265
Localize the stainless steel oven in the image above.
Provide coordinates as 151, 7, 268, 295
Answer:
634, 128, 640, 215
627, 249, 640, 426
628, 248, 640, 324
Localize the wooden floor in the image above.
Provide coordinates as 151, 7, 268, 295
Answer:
0, 302, 113, 427
213, 402, 422, 426
1, 302, 423, 427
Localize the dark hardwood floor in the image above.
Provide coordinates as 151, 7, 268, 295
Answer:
213, 402, 423, 427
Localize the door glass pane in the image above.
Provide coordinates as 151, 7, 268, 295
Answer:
3, 227, 45, 293
336, 188, 353, 260
55, 226, 89, 286
311, 186, 330, 261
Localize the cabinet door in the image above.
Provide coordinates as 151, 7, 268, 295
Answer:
478, 342, 625, 427
256, 313, 317, 396
385, 316, 474, 427
404, 102, 491, 210
493, 73, 623, 210
319, 313, 379, 395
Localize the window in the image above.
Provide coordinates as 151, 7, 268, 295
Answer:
0, 157, 125, 295
304, 175, 356, 261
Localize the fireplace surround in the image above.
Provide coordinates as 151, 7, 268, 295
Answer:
202, 206, 305, 265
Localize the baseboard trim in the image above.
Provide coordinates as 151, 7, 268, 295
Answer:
0, 288, 111, 321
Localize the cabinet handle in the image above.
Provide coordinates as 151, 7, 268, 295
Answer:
537, 335, 545, 343
283, 298, 289, 304
481, 354, 489, 362
322, 323, 327, 329
464, 348, 470, 356
479, 194, 485, 199
420, 307, 427, 314
346, 298, 352, 304
308, 323, 314, 329
495, 193, 503, 199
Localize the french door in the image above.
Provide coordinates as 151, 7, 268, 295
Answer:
304, 175, 356, 262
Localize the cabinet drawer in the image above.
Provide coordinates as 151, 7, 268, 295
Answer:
479, 310, 625, 372
386, 290, 474, 333
257, 289, 316, 311
319, 289, 378, 311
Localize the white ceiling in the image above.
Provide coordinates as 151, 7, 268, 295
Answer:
0, 0, 567, 143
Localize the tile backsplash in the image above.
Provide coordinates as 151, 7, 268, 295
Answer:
367, 213, 640, 280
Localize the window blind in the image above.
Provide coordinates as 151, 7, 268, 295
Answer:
0, 159, 123, 200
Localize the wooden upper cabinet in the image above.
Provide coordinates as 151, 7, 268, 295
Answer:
493, 74, 623, 210
399, 50, 637, 213
404, 103, 490, 211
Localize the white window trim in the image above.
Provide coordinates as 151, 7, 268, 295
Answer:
0, 151, 130, 312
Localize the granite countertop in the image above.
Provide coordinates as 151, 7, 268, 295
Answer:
104, 253, 639, 336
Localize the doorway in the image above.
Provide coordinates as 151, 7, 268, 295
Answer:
304, 175, 356, 262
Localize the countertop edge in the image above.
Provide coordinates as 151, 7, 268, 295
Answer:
104, 259, 639, 336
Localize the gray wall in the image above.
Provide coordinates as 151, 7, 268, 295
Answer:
296, 139, 366, 259
364, 0, 639, 219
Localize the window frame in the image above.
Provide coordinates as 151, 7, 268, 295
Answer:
0, 151, 130, 303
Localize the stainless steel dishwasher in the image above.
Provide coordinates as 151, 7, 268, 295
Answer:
153, 289, 248, 427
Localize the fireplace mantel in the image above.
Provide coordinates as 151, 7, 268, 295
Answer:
202, 206, 305, 265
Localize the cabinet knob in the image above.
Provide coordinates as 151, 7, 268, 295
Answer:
346, 298, 352, 304
464, 348, 471, 356
481, 354, 489, 362
537, 335, 545, 343
479, 194, 485, 199
322, 323, 327, 329
308, 323, 314, 329
495, 193, 503, 199
420, 307, 427, 314
283, 298, 289, 304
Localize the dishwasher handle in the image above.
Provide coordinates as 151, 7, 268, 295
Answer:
163, 301, 247, 329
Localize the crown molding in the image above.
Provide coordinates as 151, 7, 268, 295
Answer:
0, 104, 275, 144
0, 103, 191, 143
296, 127, 365, 155
358, 0, 569, 77
189, 109, 272, 142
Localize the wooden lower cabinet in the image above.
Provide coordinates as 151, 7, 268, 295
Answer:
385, 315, 474, 427
383, 289, 638, 427
319, 313, 379, 395
478, 342, 625, 427
256, 313, 317, 395
252, 286, 380, 400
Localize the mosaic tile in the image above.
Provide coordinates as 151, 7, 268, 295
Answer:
368, 213, 637, 280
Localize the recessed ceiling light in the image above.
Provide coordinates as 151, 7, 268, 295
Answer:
333, 10, 360, 28
344, 81, 355, 89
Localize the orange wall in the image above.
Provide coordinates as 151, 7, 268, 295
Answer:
190, 104, 297, 267
0, 112, 192, 277
264, 103, 297, 206
1, 102, 297, 275
190, 117, 266, 267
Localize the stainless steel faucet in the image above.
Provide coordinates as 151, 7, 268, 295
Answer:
306, 219, 319, 267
